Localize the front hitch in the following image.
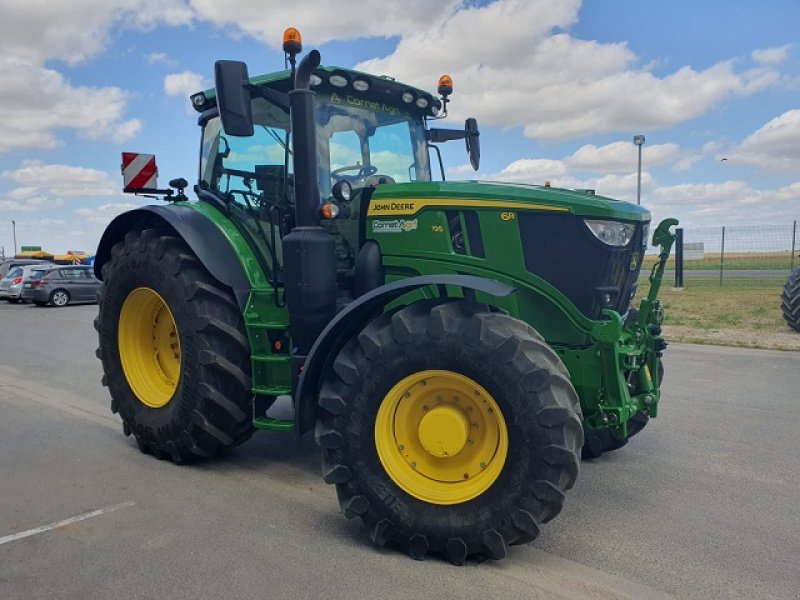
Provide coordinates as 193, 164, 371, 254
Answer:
635, 218, 679, 329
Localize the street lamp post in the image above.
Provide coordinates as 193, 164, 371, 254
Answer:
11, 220, 17, 256
633, 134, 645, 205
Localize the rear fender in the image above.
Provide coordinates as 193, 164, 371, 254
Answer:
294, 274, 516, 435
93, 204, 252, 311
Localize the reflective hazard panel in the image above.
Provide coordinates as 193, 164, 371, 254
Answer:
121, 152, 158, 191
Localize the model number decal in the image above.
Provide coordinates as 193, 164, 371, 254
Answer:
500, 212, 516, 221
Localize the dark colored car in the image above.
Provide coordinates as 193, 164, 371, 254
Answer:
21, 265, 102, 307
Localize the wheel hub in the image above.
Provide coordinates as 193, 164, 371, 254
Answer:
418, 405, 469, 458
375, 370, 508, 505
118, 287, 181, 409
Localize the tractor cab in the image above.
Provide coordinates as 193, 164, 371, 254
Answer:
191, 61, 475, 301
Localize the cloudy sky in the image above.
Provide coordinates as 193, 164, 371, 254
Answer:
0, 0, 798, 254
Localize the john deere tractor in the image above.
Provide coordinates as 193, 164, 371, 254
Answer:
94, 29, 677, 564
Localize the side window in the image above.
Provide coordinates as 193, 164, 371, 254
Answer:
45, 270, 61, 280
82, 270, 96, 280
7, 267, 23, 278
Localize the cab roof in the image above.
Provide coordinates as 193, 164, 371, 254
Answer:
191, 65, 441, 119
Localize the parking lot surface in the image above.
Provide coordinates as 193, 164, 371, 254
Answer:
1, 301, 799, 599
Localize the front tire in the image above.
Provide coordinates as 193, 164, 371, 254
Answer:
95, 228, 255, 463
315, 301, 582, 564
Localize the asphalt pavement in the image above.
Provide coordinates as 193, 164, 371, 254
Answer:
1, 300, 799, 599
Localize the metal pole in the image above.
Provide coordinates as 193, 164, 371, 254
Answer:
675, 227, 684, 288
11, 220, 16, 256
719, 226, 726, 287
791, 220, 797, 272
637, 144, 642, 205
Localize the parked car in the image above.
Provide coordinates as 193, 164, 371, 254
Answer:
0, 264, 53, 303
21, 265, 102, 307
0, 258, 52, 278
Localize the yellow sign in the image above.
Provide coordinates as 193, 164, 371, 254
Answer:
367, 198, 568, 217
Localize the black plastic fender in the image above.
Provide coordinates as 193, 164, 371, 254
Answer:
294, 274, 516, 435
93, 205, 252, 311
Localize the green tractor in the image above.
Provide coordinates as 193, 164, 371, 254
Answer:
94, 30, 677, 564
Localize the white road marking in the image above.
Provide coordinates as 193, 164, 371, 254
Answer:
0, 501, 135, 546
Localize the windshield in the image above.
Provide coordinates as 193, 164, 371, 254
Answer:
200, 92, 430, 204
316, 93, 431, 198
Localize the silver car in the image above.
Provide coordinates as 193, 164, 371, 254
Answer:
0, 264, 52, 303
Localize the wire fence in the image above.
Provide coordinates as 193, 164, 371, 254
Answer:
645, 221, 798, 286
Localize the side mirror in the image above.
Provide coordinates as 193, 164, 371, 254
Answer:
465, 117, 480, 171
214, 60, 254, 137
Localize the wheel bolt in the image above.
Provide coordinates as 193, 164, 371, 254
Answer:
480, 462, 486, 470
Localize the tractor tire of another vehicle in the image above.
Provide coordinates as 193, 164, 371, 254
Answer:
49, 290, 70, 307
781, 268, 800, 332
95, 227, 256, 463
315, 300, 582, 564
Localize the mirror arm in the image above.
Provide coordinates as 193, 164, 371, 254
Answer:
257, 86, 290, 113
426, 128, 467, 143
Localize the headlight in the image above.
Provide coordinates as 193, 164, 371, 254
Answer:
641, 222, 650, 247
584, 219, 636, 247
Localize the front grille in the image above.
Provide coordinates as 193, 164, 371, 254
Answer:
519, 213, 646, 319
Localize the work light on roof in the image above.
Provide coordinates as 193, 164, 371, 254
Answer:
402, 91, 414, 104
415, 97, 429, 109
353, 79, 370, 92
329, 74, 348, 88
282, 27, 302, 55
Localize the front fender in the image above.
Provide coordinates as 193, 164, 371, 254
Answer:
294, 274, 516, 435
94, 204, 254, 311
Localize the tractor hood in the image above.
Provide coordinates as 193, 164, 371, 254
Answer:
369, 180, 651, 222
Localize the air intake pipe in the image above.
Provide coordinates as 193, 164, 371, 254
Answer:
283, 49, 337, 361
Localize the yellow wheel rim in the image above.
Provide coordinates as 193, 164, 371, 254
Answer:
375, 370, 508, 505
118, 287, 181, 409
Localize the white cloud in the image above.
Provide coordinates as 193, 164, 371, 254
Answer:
355, 0, 782, 141
489, 158, 568, 184
164, 71, 206, 97
751, 45, 791, 66
147, 52, 178, 67
566, 141, 680, 173
2, 161, 118, 197
74, 202, 141, 222
0, 0, 193, 65
0, 196, 65, 213
0, 1, 194, 153
652, 180, 800, 226
725, 109, 800, 171
188, 0, 461, 48
0, 57, 142, 152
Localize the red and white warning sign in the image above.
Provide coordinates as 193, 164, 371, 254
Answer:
121, 152, 158, 190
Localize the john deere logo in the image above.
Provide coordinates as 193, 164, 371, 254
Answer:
372, 219, 418, 234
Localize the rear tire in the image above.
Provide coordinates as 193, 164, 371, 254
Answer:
782, 268, 800, 332
95, 228, 256, 463
316, 301, 582, 564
